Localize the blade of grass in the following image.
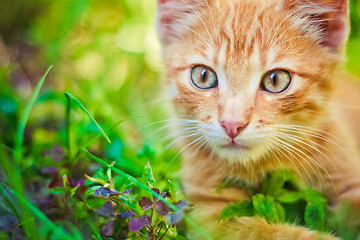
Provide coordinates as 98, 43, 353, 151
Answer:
83, 149, 213, 240
14, 65, 53, 163
65, 91, 72, 158
11, 65, 53, 238
0, 144, 23, 231
0, 183, 21, 221
0, 143, 14, 152
12, 218, 34, 240
11, 189, 83, 240
80, 115, 142, 153
82, 120, 124, 149
65, 92, 111, 144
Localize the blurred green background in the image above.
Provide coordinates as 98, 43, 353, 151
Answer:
0, 1, 176, 239
0, 0, 360, 239
0, 0, 166, 146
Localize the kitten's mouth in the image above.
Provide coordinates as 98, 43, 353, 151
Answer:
222, 141, 250, 150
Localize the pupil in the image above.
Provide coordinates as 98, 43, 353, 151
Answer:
201, 68, 207, 82
270, 72, 277, 86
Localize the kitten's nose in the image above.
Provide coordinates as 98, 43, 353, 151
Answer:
220, 121, 248, 139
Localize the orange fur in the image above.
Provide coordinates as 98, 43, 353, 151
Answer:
157, 0, 360, 239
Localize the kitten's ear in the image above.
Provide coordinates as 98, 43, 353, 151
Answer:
156, 0, 206, 45
284, 0, 349, 52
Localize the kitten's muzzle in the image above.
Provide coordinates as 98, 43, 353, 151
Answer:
220, 120, 249, 139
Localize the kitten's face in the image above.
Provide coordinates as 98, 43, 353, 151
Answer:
158, 0, 348, 163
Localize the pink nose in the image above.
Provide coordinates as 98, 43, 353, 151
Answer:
220, 121, 249, 139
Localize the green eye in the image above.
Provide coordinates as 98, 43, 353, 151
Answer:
190, 65, 218, 89
261, 69, 291, 93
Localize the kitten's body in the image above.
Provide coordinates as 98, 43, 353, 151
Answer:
157, 0, 360, 239
333, 74, 360, 148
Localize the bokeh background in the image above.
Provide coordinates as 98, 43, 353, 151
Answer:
0, 0, 165, 146
1, 0, 360, 239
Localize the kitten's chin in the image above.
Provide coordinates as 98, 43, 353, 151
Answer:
213, 143, 266, 164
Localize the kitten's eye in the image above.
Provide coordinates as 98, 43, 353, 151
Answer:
190, 65, 218, 89
261, 69, 291, 93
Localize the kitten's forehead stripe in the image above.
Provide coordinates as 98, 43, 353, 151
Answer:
217, 44, 229, 91
212, 2, 278, 93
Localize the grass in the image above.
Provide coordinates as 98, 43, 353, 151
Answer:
2, 66, 54, 239
0, 0, 360, 239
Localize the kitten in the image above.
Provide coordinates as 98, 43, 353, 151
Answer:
157, 0, 360, 239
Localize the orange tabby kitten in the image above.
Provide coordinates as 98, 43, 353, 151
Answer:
157, 0, 360, 239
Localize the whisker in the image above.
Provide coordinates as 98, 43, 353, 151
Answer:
268, 139, 306, 185
165, 130, 201, 153
273, 135, 319, 187
149, 126, 199, 141
271, 124, 346, 155
273, 124, 344, 145
276, 129, 342, 175
162, 136, 202, 172
141, 119, 201, 137
274, 132, 337, 191
141, 119, 201, 129
189, 136, 208, 158
263, 139, 285, 169
160, 135, 205, 177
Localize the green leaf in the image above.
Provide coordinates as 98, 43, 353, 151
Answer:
302, 188, 326, 204
252, 194, 279, 223
219, 200, 255, 222
50, 187, 67, 195
144, 162, 155, 186
83, 186, 107, 209
84, 175, 107, 185
70, 185, 80, 197
304, 202, 325, 232
84, 196, 106, 210
275, 190, 303, 203
74, 203, 87, 219
275, 202, 285, 223
261, 169, 290, 196
65, 92, 111, 143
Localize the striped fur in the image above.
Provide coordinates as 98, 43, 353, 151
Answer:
157, 0, 360, 239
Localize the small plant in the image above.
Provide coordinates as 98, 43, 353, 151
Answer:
92, 185, 188, 239
219, 169, 359, 239
219, 170, 326, 229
